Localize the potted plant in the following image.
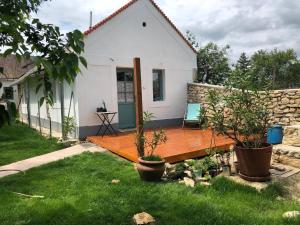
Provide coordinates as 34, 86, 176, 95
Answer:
136, 112, 167, 181
205, 72, 272, 182
97, 101, 107, 112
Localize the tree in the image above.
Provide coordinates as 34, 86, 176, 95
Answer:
197, 42, 231, 85
185, 30, 199, 50
0, 0, 87, 130
235, 52, 251, 75
250, 48, 298, 89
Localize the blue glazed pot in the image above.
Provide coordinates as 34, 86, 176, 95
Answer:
267, 125, 283, 145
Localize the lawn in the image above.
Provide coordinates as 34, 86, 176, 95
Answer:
0, 123, 64, 166
0, 152, 299, 225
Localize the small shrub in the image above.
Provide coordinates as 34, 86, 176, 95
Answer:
62, 116, 76, 140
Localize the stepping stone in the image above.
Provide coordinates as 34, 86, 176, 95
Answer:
282, 211, 300, 219
133, 212, 155, 225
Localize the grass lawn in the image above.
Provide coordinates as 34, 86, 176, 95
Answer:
0, 152, 299, 225
0, 123, 64, 166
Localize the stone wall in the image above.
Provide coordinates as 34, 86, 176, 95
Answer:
187, 83, 300, 126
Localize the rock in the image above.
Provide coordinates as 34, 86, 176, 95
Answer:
276, 196, 285, 201
111, 179, 120, 184
195, 176, 209, 183
199, 181, 211, 186
133, 212, 155, 225
281, 98, 290, 104
183, 177, 195, 188
165, 163, 175, 173
270, 164, 286, 172
184, 170, 193, 178
283, 125, 300, 147
282, 211, 300, 219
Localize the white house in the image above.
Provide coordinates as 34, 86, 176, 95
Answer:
0, 55, 34, 105
16, 0, 197, 138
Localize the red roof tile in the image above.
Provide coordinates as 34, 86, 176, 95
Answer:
84, 0, 197, 54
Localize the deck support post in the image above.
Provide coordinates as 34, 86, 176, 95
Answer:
133, 57, 144, 157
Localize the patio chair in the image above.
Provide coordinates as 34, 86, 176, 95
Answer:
182, 103, 202, 128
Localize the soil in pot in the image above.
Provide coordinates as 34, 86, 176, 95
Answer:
136, 157, 166, 182
234, 143, 272, 182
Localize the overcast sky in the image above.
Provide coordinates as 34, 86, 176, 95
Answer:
35, 0, 300, 61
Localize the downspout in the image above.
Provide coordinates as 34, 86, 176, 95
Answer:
60, 81, 65, 139
26, 80, 31, 127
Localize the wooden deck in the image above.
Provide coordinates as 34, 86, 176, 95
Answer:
87, 128, 234, 163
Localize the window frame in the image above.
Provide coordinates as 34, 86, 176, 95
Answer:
152, 69, 165, 102
3, 86, 14, 100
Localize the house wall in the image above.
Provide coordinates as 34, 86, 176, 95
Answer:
19, 78, 78, 138
187, 83, 300, 126
76, 0, 197, 137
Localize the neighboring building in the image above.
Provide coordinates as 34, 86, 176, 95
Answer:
15, 0, 197, 138
0, 55, 34, 104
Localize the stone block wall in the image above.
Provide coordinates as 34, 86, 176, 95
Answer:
187, 83, 300, 126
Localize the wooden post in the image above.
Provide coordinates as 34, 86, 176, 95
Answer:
60, 81, 65, 140
26, 80, 31, 127
133, 58, 144, 157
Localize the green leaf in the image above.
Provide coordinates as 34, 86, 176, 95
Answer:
39, 97, 45, 107
41, 59, 53, 76
79, 56, 87, 68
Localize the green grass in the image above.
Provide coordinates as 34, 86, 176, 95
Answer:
0, 123, 64, 166
0, 152, 299, 225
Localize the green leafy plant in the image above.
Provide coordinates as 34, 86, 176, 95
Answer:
136, 112, 167, 161
62, 116, 76, 140
1, 0, 87, 134
206, 72, 271, 149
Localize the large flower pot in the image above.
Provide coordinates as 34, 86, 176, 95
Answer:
136, 157, 166, 182
234, 143, 272, 182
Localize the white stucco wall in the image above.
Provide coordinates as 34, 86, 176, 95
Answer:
76, 0, 197, 129
19, 79, 78, 137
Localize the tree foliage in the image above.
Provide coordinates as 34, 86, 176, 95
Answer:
206, 74, 271, 148
250, 48, 299, 89
0, 0, 87, 108
185, 30, 199, 50
235, 52, 251, 75
197, 42, 231, 85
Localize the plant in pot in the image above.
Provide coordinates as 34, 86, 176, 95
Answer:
205, 72, 272, 182
136, 112, 167, 182
97, 101, 107, 112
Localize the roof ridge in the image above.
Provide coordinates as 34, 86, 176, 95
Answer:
84, 0, 197, 54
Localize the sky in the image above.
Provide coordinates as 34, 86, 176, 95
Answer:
35, 0, 300, 61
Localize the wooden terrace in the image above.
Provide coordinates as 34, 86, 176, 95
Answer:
87, 128, 234, 163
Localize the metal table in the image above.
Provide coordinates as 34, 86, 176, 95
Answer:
95, 112, 118, 137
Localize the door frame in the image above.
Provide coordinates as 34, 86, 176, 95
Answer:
116, 67, 136, 129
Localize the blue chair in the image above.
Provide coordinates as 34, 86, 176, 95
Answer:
182, 103, 202, 128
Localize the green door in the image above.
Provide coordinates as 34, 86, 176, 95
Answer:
117, 68, 136, 129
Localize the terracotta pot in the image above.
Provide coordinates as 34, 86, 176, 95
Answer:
234, 143, 272, 182
136, 157, 166, 182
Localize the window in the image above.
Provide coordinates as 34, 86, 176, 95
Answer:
0, 67, 3, 74
3, 87, 14, 100
117, 69, 134, 103
152, 69, 164, 101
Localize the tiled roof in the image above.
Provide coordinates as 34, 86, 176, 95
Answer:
0, 55, 35, 80
84, 0, 197, 54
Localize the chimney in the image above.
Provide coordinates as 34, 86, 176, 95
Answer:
89, 11, 93, 29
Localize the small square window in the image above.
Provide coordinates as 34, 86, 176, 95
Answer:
3, 87, 14, 100
152, 69, 164, 102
